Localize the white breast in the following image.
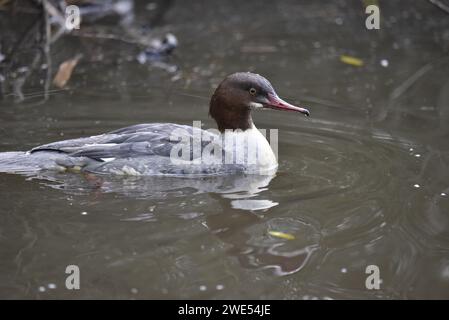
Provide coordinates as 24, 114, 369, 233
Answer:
221, 124, 278, 174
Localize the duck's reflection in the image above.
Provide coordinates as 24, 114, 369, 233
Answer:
205, 178, 318, 276
24, 170, 317, 276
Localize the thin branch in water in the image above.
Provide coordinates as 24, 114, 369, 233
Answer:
42, 0, 67, 43
42, 0, 51, 101
390, 63, 434, 100
70, 30, 148, 46
4, 14, 41, 69
428, 0, 449, 14
4, 88, 67, 99
176, 92, 210, 101
377, 56, 449, 122
12, 50, 42, 103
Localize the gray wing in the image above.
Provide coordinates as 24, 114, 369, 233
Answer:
30, 123, 216, 162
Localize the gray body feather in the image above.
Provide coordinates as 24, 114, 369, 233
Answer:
0, 123, 246, 176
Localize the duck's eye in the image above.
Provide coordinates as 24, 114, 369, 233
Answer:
249, 88, 257, 95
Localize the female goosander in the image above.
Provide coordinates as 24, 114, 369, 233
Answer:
0, 72, 310, 176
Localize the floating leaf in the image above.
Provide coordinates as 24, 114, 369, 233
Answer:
268, 231, 295, 240
53, 54, 83, 88
340, 55, 364, 67
0, 0, 12, 10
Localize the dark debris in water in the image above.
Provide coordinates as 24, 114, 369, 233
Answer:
0, 0, 178, 104
136, 33, 179, 72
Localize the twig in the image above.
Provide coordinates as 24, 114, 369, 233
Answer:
378, 56, 449, 122
42, 0, 51, 101
5, 14, 41, 67
390, 56, 449, 101
12, 49, 42, 103
390, 63, 434, 100
428, 0, 449, 14
42, 0, 67, 43
70, 29, 150, 46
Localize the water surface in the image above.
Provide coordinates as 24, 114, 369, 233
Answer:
0, 0, 449, 299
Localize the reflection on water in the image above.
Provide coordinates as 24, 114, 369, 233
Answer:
0, 0, 449, 299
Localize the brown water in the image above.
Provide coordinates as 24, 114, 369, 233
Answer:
0, 0, 449, 299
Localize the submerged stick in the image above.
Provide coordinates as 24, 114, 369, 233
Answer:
428, 0, 449, 14
42, 0, 51, 101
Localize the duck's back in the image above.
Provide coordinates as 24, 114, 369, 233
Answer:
0, 123, 249, 176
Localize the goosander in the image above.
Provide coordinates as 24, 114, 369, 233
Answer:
0, 72, 310, 176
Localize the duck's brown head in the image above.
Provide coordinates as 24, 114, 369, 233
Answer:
209, 72, 310, 132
